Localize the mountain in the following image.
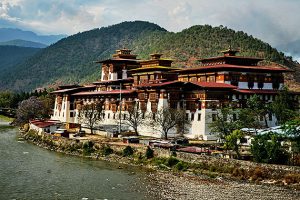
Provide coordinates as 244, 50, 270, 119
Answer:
0, 46, 41, 71
0, 39, 47, 48
0, 21, 298, 92
0, 28, 67, 45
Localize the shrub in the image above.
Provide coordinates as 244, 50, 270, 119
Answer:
145, 146, 154, 159
83, 141, 95, 156
123, 146, 134, 157
284, 173, 300, 185
232, 167, 248, 179
251, 167, 267, 181
175, 161, 188, 171
171, 151, 177, 157
101, 145, 113, 156
165, 157, 180, 167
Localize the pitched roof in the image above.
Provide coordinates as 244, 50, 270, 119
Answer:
136, 80, 181, 87
72, 89, 136, 96
190, 81, 238, 89
30, 120, 60, 128
176, 64, 291, 73
51, 85, 96, 94
234, 89, 280, 94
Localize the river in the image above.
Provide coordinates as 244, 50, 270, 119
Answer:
0, 121, 157, 200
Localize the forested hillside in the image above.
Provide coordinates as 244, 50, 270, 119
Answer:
0, 39, 47, 48
0, 46, 41, 71
0, 21, 298, 92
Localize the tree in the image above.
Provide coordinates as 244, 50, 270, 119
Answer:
224, 130, 244, 159
239, 95, 269, 132
283, 118, 300, 154
270, 87, 297, 125
38, 94, 55, 118
148, 108, 189, 140
209, 106, 241, 139
251, 132, 289, 164
122, 103, 144, 135
78, 102, 104, 135
13, 96, 44, 125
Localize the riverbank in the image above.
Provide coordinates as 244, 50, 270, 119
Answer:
0, 114, 14, 122
19, 129, 300, 197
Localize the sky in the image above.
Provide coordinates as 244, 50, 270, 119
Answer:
0, 0, 299, 47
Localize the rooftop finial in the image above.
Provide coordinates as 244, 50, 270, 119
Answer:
221, 46, 239, 56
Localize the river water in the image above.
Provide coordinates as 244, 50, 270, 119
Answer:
0, 121, 157, 200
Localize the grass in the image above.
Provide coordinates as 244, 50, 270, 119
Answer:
0, 114, 14, 122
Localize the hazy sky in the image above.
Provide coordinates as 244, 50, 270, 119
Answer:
0, 0, 299, 47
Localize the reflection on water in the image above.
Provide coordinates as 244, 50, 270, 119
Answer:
0, 121, 156, 200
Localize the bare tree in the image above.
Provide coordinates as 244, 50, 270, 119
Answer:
13, 96, 44, 126
149, 108, 189, 140
78, 102, 104, 135
122, 103, 144, 135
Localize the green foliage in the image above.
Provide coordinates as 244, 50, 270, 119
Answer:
270, 87, 297, 125
209, 107, 241, 138
83, 141, 95, 156
165, 156, 180, 167
0, 46, 40, 72
0, 21, 291, 92
224, 130, 244, 159
145, 146, 154, 159
174, 161, 189, 171
101, 145, 113, 156
122, 146, 134, 157
251, 132, 289, 164
237, 94, 272, 132
283, 118, 300, 153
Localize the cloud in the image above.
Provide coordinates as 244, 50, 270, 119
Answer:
0, 0, 299, 47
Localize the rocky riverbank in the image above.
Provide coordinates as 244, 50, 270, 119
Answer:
19, 129, 300, 198
146, 172, 300, 200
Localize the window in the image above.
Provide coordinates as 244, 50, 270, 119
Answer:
113, 113, 115, 119
70, 112, 74, 117
70, 103, 74, 110
191, 113, 194, 121
108, 113, 110, 119
123, 114, 126, 120
208, 75, 215, 82
247, 75, 254, 89
268, 113, 272, 121
231, 74, 240, 86
186, 113, 189, 120
240, 137, 247, 144
197, 113, 201, 121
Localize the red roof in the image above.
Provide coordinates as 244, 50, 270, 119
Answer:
234, 89, 280, 94
176, 64, 291, 73
93, 78, 134, 84
51, 85, 96, 94
30, 120, 60, 128
137, 80, 181, 87
200, 55, 263, 62
72, 89, 136, 96
190, 81, 237, 89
